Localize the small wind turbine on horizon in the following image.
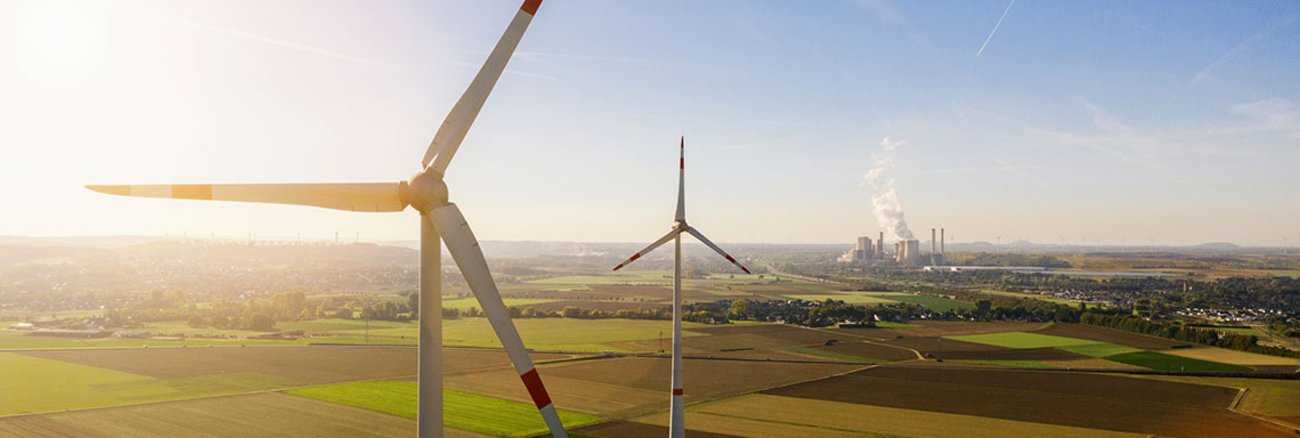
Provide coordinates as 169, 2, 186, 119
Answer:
86, 1, 567, 436
612, 137, 750, 438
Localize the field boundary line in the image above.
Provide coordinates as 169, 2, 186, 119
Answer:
0, 387, 340, 420
572, 358, 875, 431
1226, 387, 1300, 434
783, 323, 926, 360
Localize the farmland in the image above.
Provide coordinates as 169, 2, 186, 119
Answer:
3, 317, 1299, 437
289, 380, 601, 437
584, 394, 1145, 438
4, 246, 1299, 437
762, 366, 1295, 437
1106, 351, 1254, 372
0, 393, 424, 438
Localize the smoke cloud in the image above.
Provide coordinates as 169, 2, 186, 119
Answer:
865, 137, 915, 241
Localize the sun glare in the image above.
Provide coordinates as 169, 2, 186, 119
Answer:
8, 0, 109, 89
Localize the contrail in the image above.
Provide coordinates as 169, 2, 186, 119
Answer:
977, 0, 1017, 57
115, 2, 400, 70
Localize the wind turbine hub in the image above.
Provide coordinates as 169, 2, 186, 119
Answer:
405, 169, 449, 212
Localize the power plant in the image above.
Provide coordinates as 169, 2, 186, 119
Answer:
841, 227, 945, 266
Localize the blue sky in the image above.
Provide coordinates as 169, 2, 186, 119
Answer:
2, 0, 1298, 246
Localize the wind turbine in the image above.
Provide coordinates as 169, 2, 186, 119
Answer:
611, 137, 750, 438
86, 1, 567, 436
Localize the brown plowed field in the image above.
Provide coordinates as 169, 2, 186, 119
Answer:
580, 285, 716, 301
605, 323, 844, 356
577, 421, 741, 438
763, 366, 1290, 437
936, 347, 1085, 361
22, 347, 568, 383
541, 357, 860, 403
447, 368, 663, 416
1034, 323, 1184, 349
883, 336, 999, 352
688, 324, 839, 347
870, 321, 1045, 338
810, 341, 920, 361
0, 393, 434, 438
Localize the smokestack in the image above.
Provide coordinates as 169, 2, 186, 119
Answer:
878, 231, 884, 259
931, 228, 936, 265
941, 228, 945, 255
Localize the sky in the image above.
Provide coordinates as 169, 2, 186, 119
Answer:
2, 0, 1298, 247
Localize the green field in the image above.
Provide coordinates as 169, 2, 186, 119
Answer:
440, 297, 559, 311
2, 316, 704, 352
948, 332, 1101, 349
0, 331, 311, 349
981, 289, 1076, 305
875, 321, 919, 328
948, 331, 1139, 358
783, 293, 896, 305
0, 353, 294, 415
784, 346, 879, 363
1106, 351, 1253, 373
288, 380, 601, 437
1055, 342, 1141, 357
949, 331, 1254, 372
780, 291, 972, 312
874, 294, 973, 312
526, 272, 671, 286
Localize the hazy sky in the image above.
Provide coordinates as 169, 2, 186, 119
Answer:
2, 0, 1298, 246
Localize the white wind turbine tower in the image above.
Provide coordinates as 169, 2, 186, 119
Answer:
611, 137, 750, 438
86, 1, 567, 436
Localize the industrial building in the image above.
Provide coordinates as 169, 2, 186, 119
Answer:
840, 236, 876, 262
895, 240, 921, 264
843, 227, 946, 266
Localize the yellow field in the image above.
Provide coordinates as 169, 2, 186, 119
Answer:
1142, 376, 1300, 419
1162, 347, 1300, 366
629, 394, 1144, 438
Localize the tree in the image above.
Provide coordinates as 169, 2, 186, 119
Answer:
729, 300, 751, 320
244, 313, 276, 331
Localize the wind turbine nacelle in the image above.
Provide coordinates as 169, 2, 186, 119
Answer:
404, 170, 449, 212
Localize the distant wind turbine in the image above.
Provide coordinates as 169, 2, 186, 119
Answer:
612, 138, 750, 438
87, 1, 567, 436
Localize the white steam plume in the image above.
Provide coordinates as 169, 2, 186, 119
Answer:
865, 137, 915, 241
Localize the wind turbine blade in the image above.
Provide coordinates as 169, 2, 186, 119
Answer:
428, 203, 567, 438
675, 136, 685, 222
86, 183, 407, 212
612, 229, 680, 271
422, 0, 543, 173
685, 227, 751, 274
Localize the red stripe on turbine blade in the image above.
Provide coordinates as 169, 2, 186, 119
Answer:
520, 369, 553, 409
741, 267, 752, 274
680, 157, 684, 169
520, 0, 542, 15
613, 264, 624, 271
725, 255, 736, 263
630, 253, 641, 261
672, 388, 684, 396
